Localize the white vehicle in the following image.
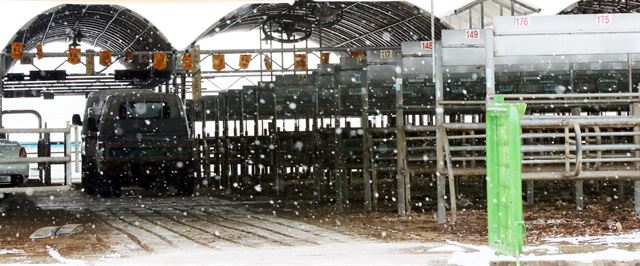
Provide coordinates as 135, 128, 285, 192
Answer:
0, 139, 29, 187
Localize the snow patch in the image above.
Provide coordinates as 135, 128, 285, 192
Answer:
427, 245, 466, 253
543, 231, 640, 245
46, 245, 86, 265
0, 249, 24, 255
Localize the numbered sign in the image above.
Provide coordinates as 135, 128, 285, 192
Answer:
20, 56, 32, 65
67, 47, 81, 65
465, 29, 480, 40
212, 54, 225, 71
263, 55, 273, 71
514, 16, 529, 27
320, 52, 330, 64
124, 51, 134, 62
36, 44, 44, 60
153, 51, 168, 71
99, 50, 112, 67
182, 53, 193, 72
596, 14, 611, 25
350, 51, 365, 58
294, 53, 307, 70
420, 41, 433, 50
11, 42, 24, 60
379, 50, 393, 59
239, 54, 252, 69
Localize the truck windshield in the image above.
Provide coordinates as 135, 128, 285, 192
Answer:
119, 101, 171, 119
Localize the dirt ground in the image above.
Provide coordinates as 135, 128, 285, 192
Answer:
0, 195, 110, 263
246, 198, 640, 245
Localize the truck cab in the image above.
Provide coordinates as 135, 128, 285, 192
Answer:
74, 90, 196, 196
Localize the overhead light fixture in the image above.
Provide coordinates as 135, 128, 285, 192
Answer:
261, 0, 343, 43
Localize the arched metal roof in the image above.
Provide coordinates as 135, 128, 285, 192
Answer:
3, 4, 173, 70
559, 0, 640, 14
194, 1, 452, 48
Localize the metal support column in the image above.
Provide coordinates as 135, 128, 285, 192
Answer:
572, 107, 584, 211
223, 94, 231, 193
313, 80, 322, 202
335, 70, 344, 211
484, 28, 496, 105
362, 77, 372, 211
0, 54, 4, 130
435, 42, 446, 224
633, 103, 640, 216
395, 72, 409, 215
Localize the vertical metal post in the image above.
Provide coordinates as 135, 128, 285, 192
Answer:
273, 93, 281, 194
313, 75, 322, 202
572, 107, 584, 211
335, 67, 344, 211
480, 1, 485, 29
510, 0, 515, 16
65, 121, 72, 186
223, 94, 230, 193
0, 54, 4, 130
362, 69, 372, 212
485, 28, 495, 105
632, 103, 640, 216
435, 42, 446, 224
431, 0, 436, 79
526, 180, 534, 204
180, 73, 187, 104
629, 54, 634, 93
74, 125, 80, 173
395, 61, 409, 215
254, 88, 260, 186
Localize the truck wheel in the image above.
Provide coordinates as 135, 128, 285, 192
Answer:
175, 178, 194, 196
81, 159, 97, 195
97, 174, 122, 197
10, 175, 24, 187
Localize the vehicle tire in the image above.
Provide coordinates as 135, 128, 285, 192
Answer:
10, 175, 24, 187
97, 174, 121, 198
175, 175, 195, 196
81, 157, 97, 195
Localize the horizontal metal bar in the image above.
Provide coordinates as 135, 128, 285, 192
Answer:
0, 128, 69, 133
502, 93, 640, 99
523, 170, 640, 180
0, 185, 72, 194
3, 46, 400, 58
449, 144, 640, 152
0, 157, 70, 164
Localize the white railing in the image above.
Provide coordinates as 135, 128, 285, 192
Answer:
0, 122, 79, 194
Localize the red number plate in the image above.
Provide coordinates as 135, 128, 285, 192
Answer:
465, 29, 480, 40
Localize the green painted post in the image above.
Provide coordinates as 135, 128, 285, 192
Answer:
486, 95, 526, 257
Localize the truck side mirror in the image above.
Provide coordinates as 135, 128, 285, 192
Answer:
87, 117, 98, 132
72, 114, 82, 126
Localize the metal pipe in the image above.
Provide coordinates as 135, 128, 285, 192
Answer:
434, 42, 446, 224
563, 122, 583, 178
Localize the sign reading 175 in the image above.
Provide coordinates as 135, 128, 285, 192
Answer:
596, 14, 611, 25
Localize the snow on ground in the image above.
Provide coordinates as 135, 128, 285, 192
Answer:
543, 231, 640, 245
45, 245, 86, 266
94, 242, 448, 266
0, 249, 23, 255
449, 231, 640, 266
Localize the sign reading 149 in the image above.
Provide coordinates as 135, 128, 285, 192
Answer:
465, 29, 480, 40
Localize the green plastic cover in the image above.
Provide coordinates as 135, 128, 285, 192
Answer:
486, 95, 526, 257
